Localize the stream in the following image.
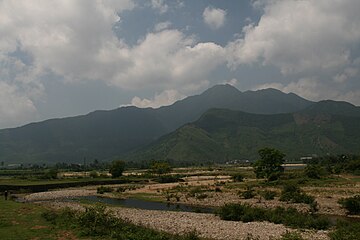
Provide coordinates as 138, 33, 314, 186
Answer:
74, 195, 214, 213
72, 196, 360, 225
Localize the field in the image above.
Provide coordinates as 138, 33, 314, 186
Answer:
1, 164, 359, 240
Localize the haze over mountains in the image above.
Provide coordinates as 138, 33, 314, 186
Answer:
1, 84, 360, 165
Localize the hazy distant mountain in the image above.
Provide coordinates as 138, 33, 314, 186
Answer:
128, 101, 360, 163
0, 84, 317, 164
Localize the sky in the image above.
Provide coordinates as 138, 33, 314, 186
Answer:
1, 0, 360, 129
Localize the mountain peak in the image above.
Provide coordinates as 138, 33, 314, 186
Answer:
202, 84, 241, 96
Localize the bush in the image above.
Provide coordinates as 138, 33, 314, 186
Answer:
330, 221, 360, 240
97, 186, 113, 194
109, 160, 125, 178
89, 171, 98, 178
279, 184, 315, 204
78, 204, 117, 236
155, 174, 184, 183
195, 193, 208, 200
240, 185, 256, 199
43, 205, 200, 240
338, 195, 360, 215
217, 203, 330, 230
261, 190, 277, 200
242, 189, 256, 199
304, 165, 325, 179
231, 173, 244, 182
280, 232, 304, 240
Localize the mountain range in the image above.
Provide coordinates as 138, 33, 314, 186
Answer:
1, 84, 359, 165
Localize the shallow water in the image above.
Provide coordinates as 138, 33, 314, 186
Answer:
75, 195, 214, 213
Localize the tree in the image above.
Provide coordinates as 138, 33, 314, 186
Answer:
254, 147, 285, 181
109, 160, 125, 178
151, 161, 172, 175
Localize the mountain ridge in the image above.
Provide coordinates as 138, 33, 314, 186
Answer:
1, 84, 357, 165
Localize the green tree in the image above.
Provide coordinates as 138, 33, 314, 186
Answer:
109, 160, 125, 178
254, 147, 285, 181
151, 161, 172, 175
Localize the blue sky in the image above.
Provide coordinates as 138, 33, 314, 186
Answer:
1, 0, 360, 129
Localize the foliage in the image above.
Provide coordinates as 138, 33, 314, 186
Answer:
330, 221, 360, 240
109, 160, 125, 178
261, 190, 277, 200
304, 165, 326, 179
217, 203, 330, 230
254, 148, 285, 181
305, 155, 360, 175
97, 186, 113, 194
39, 168, 59, 179
43, 204, 200, 240
155, 174, 184, 183
279, 232, 304, 240
89, 170, 99, 178
241, 186, 256, 199
151, 161, 172, 175
338, 195, 360, 215
279, 184, 315, 205
231, 173, 244, 182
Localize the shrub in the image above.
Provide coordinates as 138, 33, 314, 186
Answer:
241, 186, 256, 199
89, 170, 98, 178
280, 232, 304, 240
195, 193, 208, 200
78, 204, 117, 236
242, 189, 256, 199
43, 204, 201, 240
280, 184, 315, 204
97, 186, 113, 194
187, 187, 203, 197
109, 160, 125, 178
338, 195, 360, 215
261, 190, 277, 200
155, 174, 184, 183
217, 203, 330, 230
231, 173, 244, 182
304, 165, 324, 179
330, 221, 360, 240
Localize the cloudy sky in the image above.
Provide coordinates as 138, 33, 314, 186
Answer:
1, 0, 360, 129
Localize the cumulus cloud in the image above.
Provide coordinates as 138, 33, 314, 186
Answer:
130, 90, 185, 108
151, 0, 168, 14
0, 81, 38, 128
154, 21, 172, 32
254, 77, 360, 105
203, 6, 227, 30
228, 0, 360, 106
0, 0, 136, 127
111, 29, 226, 91
228, 0, 360, 75
0, 0, 230, 127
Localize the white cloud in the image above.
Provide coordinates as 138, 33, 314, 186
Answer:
154, 21, 172, 32
0, 81, 38, 128
254, 77, 360, 105
130, 90, 185, 108
227, 0, 360, 75
222, 78, 238, 86
151, 0, 168, 14
333, 67, 358, 83
111, 29, 226, 92
203, 6, 227, 30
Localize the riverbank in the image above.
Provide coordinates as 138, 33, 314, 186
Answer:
45, 200, 330, 240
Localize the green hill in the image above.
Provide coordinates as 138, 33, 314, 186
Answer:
0, 85, 313, 164
127, 103, 360, 163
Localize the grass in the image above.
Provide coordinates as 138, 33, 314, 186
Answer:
0, 198, 77, 240
0, 198, 201, 240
